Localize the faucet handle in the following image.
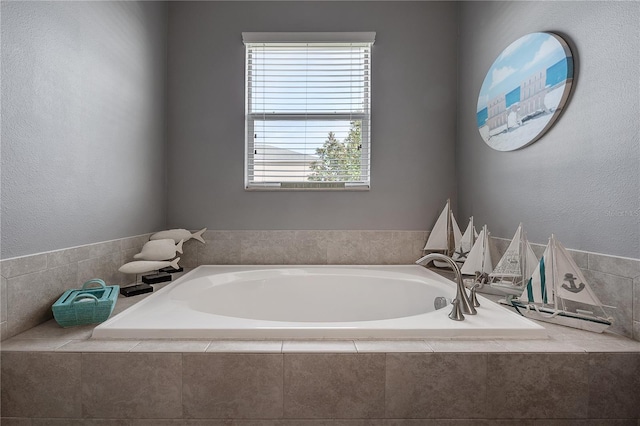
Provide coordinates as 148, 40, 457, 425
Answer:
448, 298, 465, 321
469, 284, 481, 308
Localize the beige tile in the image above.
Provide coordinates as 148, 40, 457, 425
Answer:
120, 234, 153, 251
540, 321, 602, 341
284, 237, 328, 265
14, 318, 94, 340
206, 340, 283, 353
326, 232, 369, 264
131, 339, 210, 352
0, 321, 7, 341
427, 339, 508, 352
1, 352, 82, 418
122, 247, 142, 264
567, 249, 589, 270
634, 276, 640, 322
1, 338, 71, 351
241, 239, 288, 264
178, 238, 200, 268
588, 353, 640, 419
0, 418, 33, 426
282, 340, 356, 353
284, 353, 385, 419
496, 339, 586, 352
354, 340, 432, 353
583, 269, 633, 337
82, 352, 182, 419
198, 237, 241, 265
33, 420, 129, 426
1, 275, 7, 323
391, 231, 429, 264
7, 263, 78, 337
0, 253, 48, 279
588, 253, 640, 279
46, 245, 92, 268
77, 251, 123, 287
385, 353, 487, 418
385, 422, 489, 426
282, 421, 385, 426
183, 353, 283, 418
487, 353, 588, 418
56, 339, 140, 352
565, 337, 640, 352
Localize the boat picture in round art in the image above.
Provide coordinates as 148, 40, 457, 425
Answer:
476, 32, 574, 151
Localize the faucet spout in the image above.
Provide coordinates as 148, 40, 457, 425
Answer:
416, 253, 477, 316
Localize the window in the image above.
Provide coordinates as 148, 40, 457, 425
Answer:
243, 32, 375, 190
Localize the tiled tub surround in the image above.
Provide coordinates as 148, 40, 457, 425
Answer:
1, 229, 639, 342
2, 322, 640, 422
0, 230, 428, 341
2, 236, 640, 423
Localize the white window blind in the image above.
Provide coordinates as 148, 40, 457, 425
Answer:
243, 32, 375, 190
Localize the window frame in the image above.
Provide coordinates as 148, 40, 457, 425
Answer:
243, 32, 375, 191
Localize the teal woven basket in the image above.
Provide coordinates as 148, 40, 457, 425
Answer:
52, 279, 119, 328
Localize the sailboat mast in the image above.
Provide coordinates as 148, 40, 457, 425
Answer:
446, 199, 453, 256
550, 234, 560, 310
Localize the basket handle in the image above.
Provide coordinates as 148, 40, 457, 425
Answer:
81, 279, 106, 290
71, 293, 99, 304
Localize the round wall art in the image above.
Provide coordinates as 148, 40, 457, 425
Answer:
476, 32, 574, 151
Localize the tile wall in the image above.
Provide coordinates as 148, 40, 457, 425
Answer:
1, 350, 639, 422
1, 230, 638, 341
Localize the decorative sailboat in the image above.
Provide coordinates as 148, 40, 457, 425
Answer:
510, 234, 613, 333
452, 216, 477, 265
422, 199, 463, 267
489, 223, 538, 297
460, 224, 497, 288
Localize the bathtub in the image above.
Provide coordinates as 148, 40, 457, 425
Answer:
92, 265, 546, 339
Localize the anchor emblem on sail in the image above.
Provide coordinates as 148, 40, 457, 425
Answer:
561, 273, 585, 293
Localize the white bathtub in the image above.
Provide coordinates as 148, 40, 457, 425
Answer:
92, 265, 546, 339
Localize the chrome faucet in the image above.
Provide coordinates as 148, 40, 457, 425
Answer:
415, 253, 477, 320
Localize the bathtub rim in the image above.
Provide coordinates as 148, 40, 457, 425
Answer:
92, 265, 548, 340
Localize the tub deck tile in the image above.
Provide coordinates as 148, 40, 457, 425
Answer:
55, 339, 140, 352
1, 338, 71, 351
426, 339, 507, 352
206, 340, 283, 353
283, 340, 357, 353
131, 340, 211, 352
354, 340, 432, 353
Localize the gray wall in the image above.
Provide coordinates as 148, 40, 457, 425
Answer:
456, 1, 639, 258
166, 1, 458, 231
1, 1, 168, 259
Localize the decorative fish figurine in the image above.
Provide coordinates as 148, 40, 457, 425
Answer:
150, 228, 206, 244
119, 258, 180, 275
134, 239, 184, 261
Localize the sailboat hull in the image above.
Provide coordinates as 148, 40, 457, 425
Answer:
490, 280, 526, 296
510, 300, 612, 333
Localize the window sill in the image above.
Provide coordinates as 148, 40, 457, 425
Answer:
245, 182, 370, 192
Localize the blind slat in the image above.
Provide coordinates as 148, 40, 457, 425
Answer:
245, 38, 372, 189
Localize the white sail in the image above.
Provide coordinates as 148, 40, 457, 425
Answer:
524, 241, 538, 279
514, 234, 612, 333
490, 223, 537, 281
520, 234, 605, 308
520, 243, 552, 305
552, 237, 605, 307
460, 225, 494, 276
452, 216, 476, 263
423, 200, 450, 251
451, 213, 463, 251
